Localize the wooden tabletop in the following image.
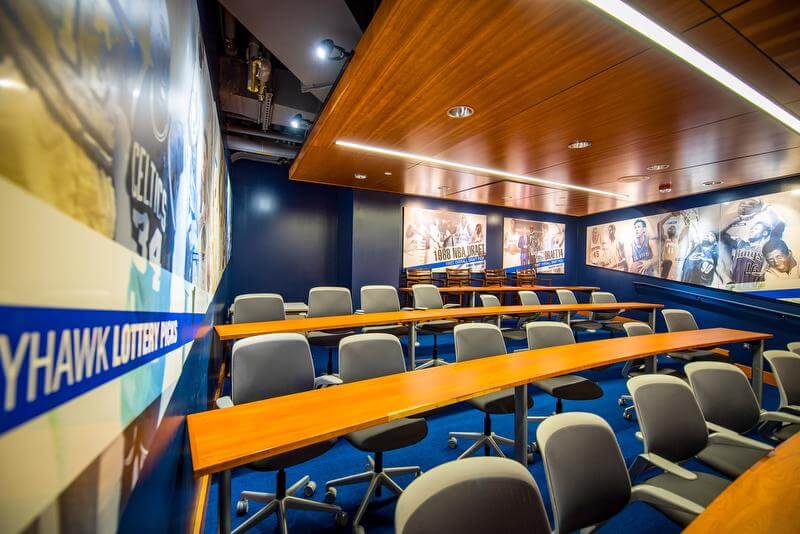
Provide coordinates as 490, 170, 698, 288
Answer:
215, 302, 662, 341
399, 284, 600, 293
685, 432, 800, 533
188, 328, 770, 476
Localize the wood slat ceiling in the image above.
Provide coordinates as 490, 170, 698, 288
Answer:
289, 0, 800, 216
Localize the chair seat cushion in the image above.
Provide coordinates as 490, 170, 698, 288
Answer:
534, 375, 603, 400
361, 324, 409, 336
307, 330, 356, 346
249, 438, 337, 471
417, 320, 457, 333
570, 320, 604, 331
468, 389, 534, 414
666, 349, 725, 362
695, 441, 770, 478
643, 471, 730, 526
774, 423, 799, 442
347, 417, 428, 452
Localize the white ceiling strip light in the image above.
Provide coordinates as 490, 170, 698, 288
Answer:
334, 140, 631, 200
584, 0, 800, 134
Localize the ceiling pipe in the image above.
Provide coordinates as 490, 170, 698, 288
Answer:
230, 152, 289, 165
221, 8, 237, 56
225, 125, 303, 144
225, 134, 298, 159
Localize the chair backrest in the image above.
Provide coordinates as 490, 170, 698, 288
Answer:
589, 291, 620, 321
453, 323, 507, 363
479, 294, 501, 307
412, 284, 444, 310
232, 293, 286, 323
361, 285, 401, 313
538, 413, 631, 533
518, 290, 541, 306
555, 289, 577, 305
231, 333, 314, 405
339, 333, 406, 383
395, 457, 550, 534
764, 350, 800, 408
623, 322, 653, 337
526, 321, 575, 349
788, 341, 800, 355
483, 268, 507, 286
685, 362, 761, 434
406, 268, 434, 287
445, 268, 471, 287
628, 375, 709, 462
515, 268, 537, 286
307, 287, 353, 318
661, 309, 698, 333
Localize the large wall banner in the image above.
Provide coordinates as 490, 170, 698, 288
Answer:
585, 190, 800, 302
402, 207, 487, 271
503, 218, 566, 273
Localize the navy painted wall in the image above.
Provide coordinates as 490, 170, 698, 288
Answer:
575, 175, 800, 365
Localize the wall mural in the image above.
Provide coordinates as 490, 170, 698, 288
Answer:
502, 218, 565, 274
586, 190, 800, 302
0, 0, 230, 531
402, 206, 487, 271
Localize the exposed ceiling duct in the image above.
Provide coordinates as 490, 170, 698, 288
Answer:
226, 135, 298, 159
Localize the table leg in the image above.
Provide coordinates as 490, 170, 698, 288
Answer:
218, 469, 231, 534
471, 290, 476, 307
646, 308, 658, 373
409, 322, 417, 370
751, 339, 764, 406
496, 313, 502, 328
514, 384, 528, 466
565, 310, 571, 326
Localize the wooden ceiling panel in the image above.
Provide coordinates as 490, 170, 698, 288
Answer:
290, 0, 800, 215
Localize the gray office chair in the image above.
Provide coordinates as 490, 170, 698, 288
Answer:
359, 285, 410, 337
589, 291, 627, 334
538, 412, 704, 532
324, 334, 427, 534
555, 289, 603, 332
617, 322, 682, 420
232, 293, 286, 323
526, 322, 603, 417
412, 284, 458, 368
306, 287, 356, 375
627, 374, 736, 526
217, 333, 347, 533
517, 289, 544, 322
395, 457, 550, 534
763, 350, 800, 440
788, 341, 800, 355
447, 323, 532, 459
479, 294, 526, 341
661, 309, 725, 363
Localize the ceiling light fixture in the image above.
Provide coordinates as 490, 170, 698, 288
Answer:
335, 140, 629, 200
658, 182, 672, 193
290, 113, 312, 129
584, 0, 800, 134
567, 140, 592, 149
353, 173, 367, 180
447, 105, 474, 118
702, 179, 723, 186
384, 171, 393, 176
617, 175, 650, 183
314, 39, 352, 61
646, 163, 670, 171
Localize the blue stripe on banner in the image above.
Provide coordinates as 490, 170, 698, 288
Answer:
740, 288, 800, 299
410, 257, 486, 270
505, 258, 565, 273
0, 305, 204, 435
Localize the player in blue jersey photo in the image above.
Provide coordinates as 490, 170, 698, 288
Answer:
630, 218, 658, 275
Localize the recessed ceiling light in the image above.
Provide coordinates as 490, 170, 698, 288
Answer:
702, 180, 723, 186
567, 140, 592, 149
447, 105, 474, 118
584, 0, 800, 135
353, 173, 367, 180
384, 171, 393, 176
438, 185, 449, 190
335, 140, 629, 200
617, 175, 650, 183
646, 163, 670, 171
503, 195, 514, 200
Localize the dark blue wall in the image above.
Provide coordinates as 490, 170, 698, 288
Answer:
575, 175, 800, 365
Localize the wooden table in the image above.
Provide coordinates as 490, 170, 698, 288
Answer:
400, 284, 600, 306
684, 433, 800, 533
190, 327, 771, 534
215, 302, 663, 371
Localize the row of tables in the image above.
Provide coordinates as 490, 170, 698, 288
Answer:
192, 288, 777, 533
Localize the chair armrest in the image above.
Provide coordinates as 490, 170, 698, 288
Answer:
400, 307, 415, 311
314, 375, 343, 388
216, 396, 234, 409
639, 453, 698, 480
443, 303, 460, 309
415, 306, 429, 310
630, 485, 705, 516
354, 309, 365, 314
298, 312, 307, 318
760, 410, 800, 425
707, 424, 774, 451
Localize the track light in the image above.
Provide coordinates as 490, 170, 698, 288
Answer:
290, 114, 312, 129
314, 39, 352, 61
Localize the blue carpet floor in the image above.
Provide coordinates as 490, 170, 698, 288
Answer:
204, 329, 780, 533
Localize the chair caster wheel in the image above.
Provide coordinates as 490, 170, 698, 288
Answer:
236, 498, 248, 516
623, 412, 633, 421
325, 487, 337, 503
335, 510, 348, 527
448, 437, 458, 449
618, 398, 626, 406
304, 480, 317, 497
527, 452, 535, 463
528, 442, 538, 454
